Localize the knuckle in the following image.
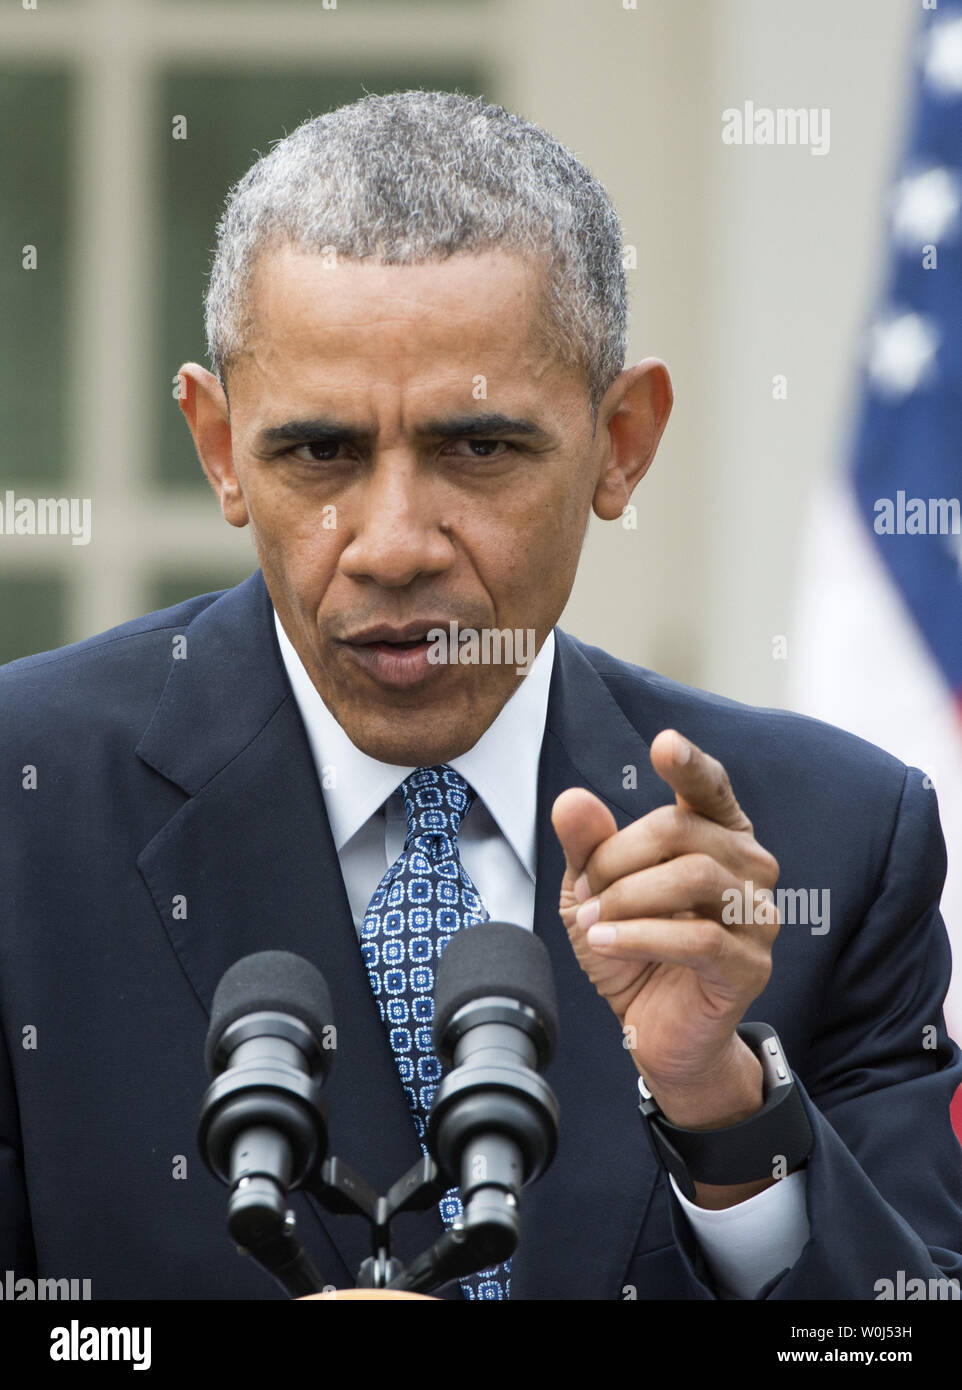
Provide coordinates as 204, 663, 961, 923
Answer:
750, 842, 779, 882
672, 804, 702, 844
686, 852, 719, 896
757, 891, 780, 932
690, 920, 726, 961
645, 805, 680, 859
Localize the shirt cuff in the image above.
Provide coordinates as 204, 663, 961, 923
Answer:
668, 1169, 810, 1299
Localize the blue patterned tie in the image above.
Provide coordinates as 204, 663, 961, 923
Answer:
361, 764, 511, 1300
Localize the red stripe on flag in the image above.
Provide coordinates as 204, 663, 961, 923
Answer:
952, 1084, 962, 1146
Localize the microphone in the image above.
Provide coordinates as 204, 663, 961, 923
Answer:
426, 921, 561, 1270
197, 951, 334, 1285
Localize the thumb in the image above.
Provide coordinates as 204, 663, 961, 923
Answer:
551, 788, 618, 900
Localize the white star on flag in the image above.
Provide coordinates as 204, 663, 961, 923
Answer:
891, 166, 961, 247
866, 311, 940, 398
924, 15, 962, 96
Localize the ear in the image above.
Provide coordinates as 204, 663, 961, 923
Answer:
176, 362, 249, 528
591, 358, 673, 521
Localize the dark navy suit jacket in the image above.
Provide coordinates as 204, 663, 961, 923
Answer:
1, 569, 961, 1299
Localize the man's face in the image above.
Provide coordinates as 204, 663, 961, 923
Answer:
185, 245, 662, 765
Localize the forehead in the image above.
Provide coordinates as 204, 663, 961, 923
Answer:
234, 244, 559, 392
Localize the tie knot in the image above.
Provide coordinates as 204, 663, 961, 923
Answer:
400, 765, 475, 859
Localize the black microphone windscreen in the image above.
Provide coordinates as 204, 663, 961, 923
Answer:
433, 921, 559, 1060
205, 950, 334, 1075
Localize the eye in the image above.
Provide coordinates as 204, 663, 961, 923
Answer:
288, 441, 348, 463
447, 439, 511, 459
284, 437, 514, 464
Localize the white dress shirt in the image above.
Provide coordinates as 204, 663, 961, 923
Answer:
273, 610, 810, 1298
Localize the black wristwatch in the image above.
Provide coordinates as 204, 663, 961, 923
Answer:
637, 1022, 814, 1201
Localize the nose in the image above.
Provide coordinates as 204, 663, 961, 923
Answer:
338, 450, 455, 588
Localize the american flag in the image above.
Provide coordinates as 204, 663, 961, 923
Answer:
791, 2, 962, 1137
852, 2, 962, 714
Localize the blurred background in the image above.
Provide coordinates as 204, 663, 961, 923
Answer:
2, 0, 961, 1058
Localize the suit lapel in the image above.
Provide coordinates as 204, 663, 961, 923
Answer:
135, 571, 445, 1287
509, 630, 676, 1300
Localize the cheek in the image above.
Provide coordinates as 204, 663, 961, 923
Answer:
503, 472, 590, 562
466, 506, 566, 609
246, 494, 340, 614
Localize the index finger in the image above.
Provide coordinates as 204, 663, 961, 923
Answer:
649, 729, 754, 834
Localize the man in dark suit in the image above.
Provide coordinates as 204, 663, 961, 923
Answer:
1, 89, 961, 1300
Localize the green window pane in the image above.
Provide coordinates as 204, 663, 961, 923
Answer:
0, 69, 73, 489
153, 67, 486, 489
147, 567, 256, 616
0, 574, 66, 665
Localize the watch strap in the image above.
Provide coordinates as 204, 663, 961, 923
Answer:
638, 1022, 814, 1200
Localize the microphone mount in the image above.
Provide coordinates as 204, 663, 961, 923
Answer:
198, 932, 560, 1299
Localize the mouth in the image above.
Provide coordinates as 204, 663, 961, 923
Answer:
339, 621, 449, 690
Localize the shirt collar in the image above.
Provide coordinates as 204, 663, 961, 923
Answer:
273, 611, 555, 882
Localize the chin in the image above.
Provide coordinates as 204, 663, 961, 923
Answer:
343, 717, 474, 767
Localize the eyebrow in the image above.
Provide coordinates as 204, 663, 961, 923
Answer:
256, 412, 554, 449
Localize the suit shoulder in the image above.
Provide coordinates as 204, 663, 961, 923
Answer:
565, 631, 908, 787
0, 588, 225, 735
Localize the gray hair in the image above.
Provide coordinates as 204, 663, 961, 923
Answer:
204, 89, 628, 418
